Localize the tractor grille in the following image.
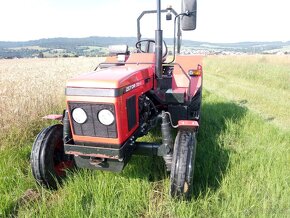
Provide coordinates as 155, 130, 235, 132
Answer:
69, 102, 117, 138
126, 96, 137, 131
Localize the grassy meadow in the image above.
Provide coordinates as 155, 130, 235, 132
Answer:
0, 55, 289, 217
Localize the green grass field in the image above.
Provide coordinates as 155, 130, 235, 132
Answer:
0, 56, 289, 217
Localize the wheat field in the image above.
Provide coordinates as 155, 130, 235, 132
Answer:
0, 58, 104, 148
0, 56, 289, 217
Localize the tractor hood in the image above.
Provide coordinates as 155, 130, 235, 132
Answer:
66, 65, 153, 90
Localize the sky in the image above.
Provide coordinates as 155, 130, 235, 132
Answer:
0, 0, 289, 43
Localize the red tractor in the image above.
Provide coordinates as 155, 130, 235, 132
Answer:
31, 0, 202, 199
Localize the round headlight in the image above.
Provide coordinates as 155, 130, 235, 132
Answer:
98, 109, 114, 125
72, 108, 87, 124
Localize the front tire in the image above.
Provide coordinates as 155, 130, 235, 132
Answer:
30, 124, 74, 189
170, 130, 197, 199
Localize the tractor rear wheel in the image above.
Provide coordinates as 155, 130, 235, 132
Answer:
30, 124, 74, 189
170, 130, 197, 199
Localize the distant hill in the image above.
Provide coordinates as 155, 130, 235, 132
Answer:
0, 36, 289, 58
0, 37, 137, 49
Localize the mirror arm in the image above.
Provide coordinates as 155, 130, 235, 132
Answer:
183, 10, 197, 16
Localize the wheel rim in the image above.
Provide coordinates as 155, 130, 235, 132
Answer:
53, 140, 73, 177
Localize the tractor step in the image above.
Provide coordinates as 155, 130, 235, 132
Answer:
165, 88, 185, 104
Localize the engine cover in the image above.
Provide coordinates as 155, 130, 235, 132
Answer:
65, 54, 155, 148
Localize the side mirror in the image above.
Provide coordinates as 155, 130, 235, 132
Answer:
181, 0, 197, 31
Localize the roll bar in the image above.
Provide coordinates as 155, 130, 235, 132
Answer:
137, 7, 182, 54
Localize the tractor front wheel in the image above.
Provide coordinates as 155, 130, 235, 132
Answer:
170, 130, 197, 199
30, 124, 74, 189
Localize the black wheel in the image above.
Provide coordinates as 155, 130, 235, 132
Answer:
170, 130, 197, 199
30, 124, 74, 189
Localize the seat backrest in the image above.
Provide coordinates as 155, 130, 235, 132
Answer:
102, 45, 129, 66
108, 45, 129, 56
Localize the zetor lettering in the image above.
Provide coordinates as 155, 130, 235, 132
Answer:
125, 81, 142, 93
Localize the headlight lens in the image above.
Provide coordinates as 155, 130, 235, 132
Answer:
72, 108, 87, 124
98, 109, 114, 125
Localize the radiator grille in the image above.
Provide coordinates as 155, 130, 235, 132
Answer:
69, 103, 117, 138
126, 96, 137, 131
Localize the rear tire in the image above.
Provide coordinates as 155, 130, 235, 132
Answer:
170, 130, 197, 199
30, 124, 74, 189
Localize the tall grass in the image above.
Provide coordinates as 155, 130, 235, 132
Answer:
0, 56, 289, 217
204, 55, 290, 130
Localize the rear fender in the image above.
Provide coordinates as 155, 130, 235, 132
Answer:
172, 55, 203, 97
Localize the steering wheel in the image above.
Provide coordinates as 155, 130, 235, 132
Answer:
135, 39, 168, 59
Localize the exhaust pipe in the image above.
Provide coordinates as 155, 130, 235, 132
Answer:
155, 0, 163, 80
